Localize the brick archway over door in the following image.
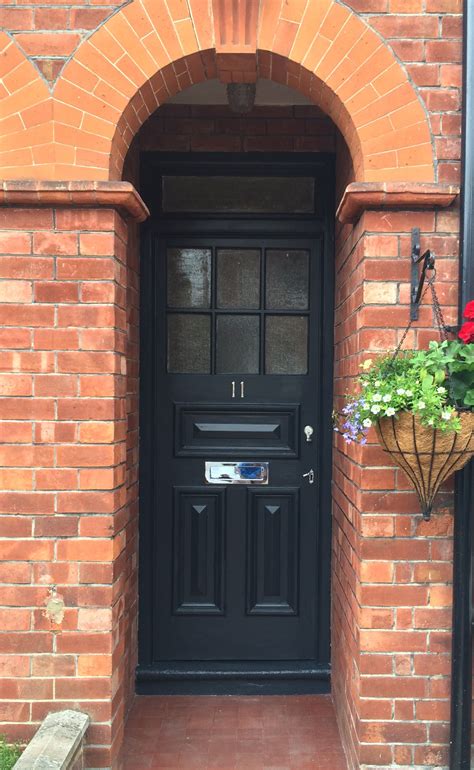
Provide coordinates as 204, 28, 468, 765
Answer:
0, 0, 435, 182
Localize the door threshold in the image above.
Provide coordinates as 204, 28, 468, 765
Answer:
136, 662, 330, 695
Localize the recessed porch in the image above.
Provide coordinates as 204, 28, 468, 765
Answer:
122, 694, 348, 770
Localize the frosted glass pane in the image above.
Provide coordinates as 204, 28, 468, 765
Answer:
216, 316, 259, 374
168, 314, 210, 373
162, 176, 314, 213
217, 249, 260, 309
167, 248, 211, 308
265, 316, 308, 374
266, 250, 309, 310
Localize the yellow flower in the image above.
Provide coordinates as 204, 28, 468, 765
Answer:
360, 358, 373, 370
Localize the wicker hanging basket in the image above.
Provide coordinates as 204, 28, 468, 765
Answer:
376, 411, 474, 520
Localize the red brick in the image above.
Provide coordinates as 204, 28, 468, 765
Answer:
0, 233, 32, 255
56, 539, 113, 561
79, 233, 116, 256
36, 469, 78, 490
0, 633, 52, 654
56, 633, 112, 654
32, 655, 76, 677
426, 40, 462, 63
33, 232, 78, 255
34, 515, 79, 537
360, 631, 428, 652
34, 7, 68, 28
34, 282, 79, 303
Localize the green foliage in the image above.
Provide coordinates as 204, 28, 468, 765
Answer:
337, 340, 474, 444
0, 737, 21, 770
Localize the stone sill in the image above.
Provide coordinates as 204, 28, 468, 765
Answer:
337, 182, 460, 223
0, 181, 149, 223
14, 710, 90, 769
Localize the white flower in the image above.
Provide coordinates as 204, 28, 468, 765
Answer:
371, 405, 381, 414
385, 407, 396, 417
437, 386, 447, 394
360, 359, 373, 371
405, 390, 413, 397
372, 394, 382, 402
363, 418, 372, 428
417, 400, 426, 409
442, 410, 452, 420
382, 394, 392, 402
396, 388, 406, 395
375, 381, 381, 387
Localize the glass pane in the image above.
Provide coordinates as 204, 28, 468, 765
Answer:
168, 314, 210, 373
265, 316, 308, 375
216, 316, 260, 374
167, 248, 211, 308
217, 249, 260, 309
162, 176, 314, 214
266, 250, 309, 310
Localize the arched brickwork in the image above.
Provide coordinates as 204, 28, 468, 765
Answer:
0, 32, 52, 177
0, 0, 436, 182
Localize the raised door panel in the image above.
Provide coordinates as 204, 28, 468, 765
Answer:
246, 488, 300, 616
173, 487, 226, 615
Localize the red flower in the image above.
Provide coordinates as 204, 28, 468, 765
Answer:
464, 300, 474, 320
459, 321, 474, 343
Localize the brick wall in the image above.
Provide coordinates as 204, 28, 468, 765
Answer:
0, 206, 134, 768
343, 0, 462, 185
137, 103, 337, 154
0, 0, 466, 767
332, 207, 459, 769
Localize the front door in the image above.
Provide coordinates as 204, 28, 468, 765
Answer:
138, 157, 333, 694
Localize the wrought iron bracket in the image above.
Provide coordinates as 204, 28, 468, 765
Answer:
411, 227, 435, 321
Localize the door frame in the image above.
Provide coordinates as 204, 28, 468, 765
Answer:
137, 153, 335, 694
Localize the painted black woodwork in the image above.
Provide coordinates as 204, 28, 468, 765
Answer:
450, 5, 474, 766
172, 487, 225, 615
246, 488, 299, 615
138, 154, 334, 694
175, 403, 299, 457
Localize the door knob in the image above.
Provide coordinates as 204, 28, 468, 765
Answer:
304, 425, 314, 442
302, 469, 315, 484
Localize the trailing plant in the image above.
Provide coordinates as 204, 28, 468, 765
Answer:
336, 301, 474, 445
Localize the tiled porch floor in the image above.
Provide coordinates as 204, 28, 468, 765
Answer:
122, 695, 348, 770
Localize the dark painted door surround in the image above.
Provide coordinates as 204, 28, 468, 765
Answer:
138, 155, 334, 694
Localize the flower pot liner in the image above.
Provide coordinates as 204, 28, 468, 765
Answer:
376, 411, 474, 519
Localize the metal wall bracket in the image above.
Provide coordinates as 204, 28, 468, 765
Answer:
411, 227, 435, 321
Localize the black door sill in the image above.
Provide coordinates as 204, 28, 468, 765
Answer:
136, 662, 330, 695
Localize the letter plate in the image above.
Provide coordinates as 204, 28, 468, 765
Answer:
205, 461, 269, 485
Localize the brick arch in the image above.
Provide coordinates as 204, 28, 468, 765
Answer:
0, 32, 52, 176
1, 0, 436, 181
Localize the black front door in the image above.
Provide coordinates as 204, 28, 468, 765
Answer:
138, 157, 334, 694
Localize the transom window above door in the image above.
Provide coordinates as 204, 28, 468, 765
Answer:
166, 247, 310, 375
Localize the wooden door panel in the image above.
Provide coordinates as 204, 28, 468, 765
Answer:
175, 403, 300, 457
246, 488, 300, 616
172, 487, 226, 616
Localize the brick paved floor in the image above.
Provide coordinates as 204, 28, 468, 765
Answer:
122, 695, 348, 769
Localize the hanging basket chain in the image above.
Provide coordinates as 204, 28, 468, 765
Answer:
391, 271, 451, 364
429, 276, 450, 342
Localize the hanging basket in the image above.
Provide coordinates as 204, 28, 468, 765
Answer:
375, 411, 474, 520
